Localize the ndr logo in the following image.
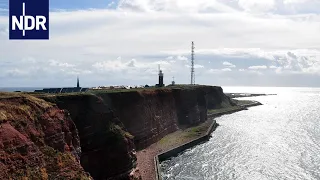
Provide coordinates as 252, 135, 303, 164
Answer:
9, 0, 49, 40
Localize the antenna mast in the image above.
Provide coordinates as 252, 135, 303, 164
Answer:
191, 41, 195, 85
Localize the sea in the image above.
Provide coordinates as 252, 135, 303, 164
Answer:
160, 86, 320, 180
0, 87, 43, 92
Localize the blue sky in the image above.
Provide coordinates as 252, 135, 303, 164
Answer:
49, 0, 118, 11
0, 0, 118, 10
1, 0, 320, 87
0, 0, 118, 15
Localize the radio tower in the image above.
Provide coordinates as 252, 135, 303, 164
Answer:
191, 41, 195, 85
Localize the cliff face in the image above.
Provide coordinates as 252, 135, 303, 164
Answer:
0, 86, 234, 180
0, 93, 90, 179
173, 87, 207, 125
105, 86, 233, 149
173, 86, 234, 125
204, 86, 236, 109
39, 85, 234, 179
106, 89, 179, 150
42, 94, 138, 180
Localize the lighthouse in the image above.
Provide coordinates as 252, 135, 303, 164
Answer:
157, 65, 164, 87
77, 76, 80, 88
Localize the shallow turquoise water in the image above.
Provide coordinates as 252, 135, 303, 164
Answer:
160, 87, 320, 180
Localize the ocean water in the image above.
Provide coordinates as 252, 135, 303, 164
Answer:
160, 87, 320, 180
0, 87, 43, 92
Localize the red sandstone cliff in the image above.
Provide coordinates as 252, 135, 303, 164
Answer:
0, 93, 91, 179
40, 85, 234, 179
107, 89, 179, 150
42, 94, 139, 180
0, 85, 234, 180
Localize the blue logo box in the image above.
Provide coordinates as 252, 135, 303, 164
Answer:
9, 0, 49, 40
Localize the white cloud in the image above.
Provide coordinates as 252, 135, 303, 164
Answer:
49, 59, 75, 68
283, 0, 307, 3
117, 0, 320, 15
92, 58, 172, 73
118, 0, 238, 13
248, 70, 264, 75
283, 0, 315, 5
195, 64, 204, 68
4, 68, 28, 77
223, 61, 236, 68
222, 68, 232, 72
108, 1, 115, 7
238, 0, 276, 13
208, 68, 232, 74
248, 65, 268, 70
166, 56, 174, 60
185, 64, 204, 69
1, 0, 320, 87
238, 68, 264, 75
177, 55, 188, 61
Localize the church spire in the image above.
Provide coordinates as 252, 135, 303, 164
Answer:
77, 76, 80, 88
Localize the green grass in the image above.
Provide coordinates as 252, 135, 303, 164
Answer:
184, 126, 206, 138
234, 99, 256, 106
22, 85, 220, 98
158, 120, 212, 146
30, 84, 212, 95
208, 99, 258, 115
87, 85, 195, 94
159, 136, 170, 145
208, 106, 242, 114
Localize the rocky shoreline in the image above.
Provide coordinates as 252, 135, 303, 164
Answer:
225, 93, 276, 98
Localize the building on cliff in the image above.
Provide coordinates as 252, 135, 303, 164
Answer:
172, 76, 175, 86
156, 65, 165, 87
77, 76, 80, 88
34, 77, 88, 93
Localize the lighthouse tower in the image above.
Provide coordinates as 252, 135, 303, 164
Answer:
157, 65, 164, 87
77, 76, 80, 88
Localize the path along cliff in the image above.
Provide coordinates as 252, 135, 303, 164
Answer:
0, 85, 239, 179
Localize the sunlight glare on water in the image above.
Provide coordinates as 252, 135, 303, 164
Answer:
160, 87, 320, 180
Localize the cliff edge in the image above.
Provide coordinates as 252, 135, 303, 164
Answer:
0, 85, 237, 180
40, 85, 235, 179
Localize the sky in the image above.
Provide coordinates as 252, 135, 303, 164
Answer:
1, 0, 320, 87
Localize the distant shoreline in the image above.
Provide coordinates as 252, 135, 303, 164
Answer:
0, 87, 44, 92
225, 93, 277, 98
